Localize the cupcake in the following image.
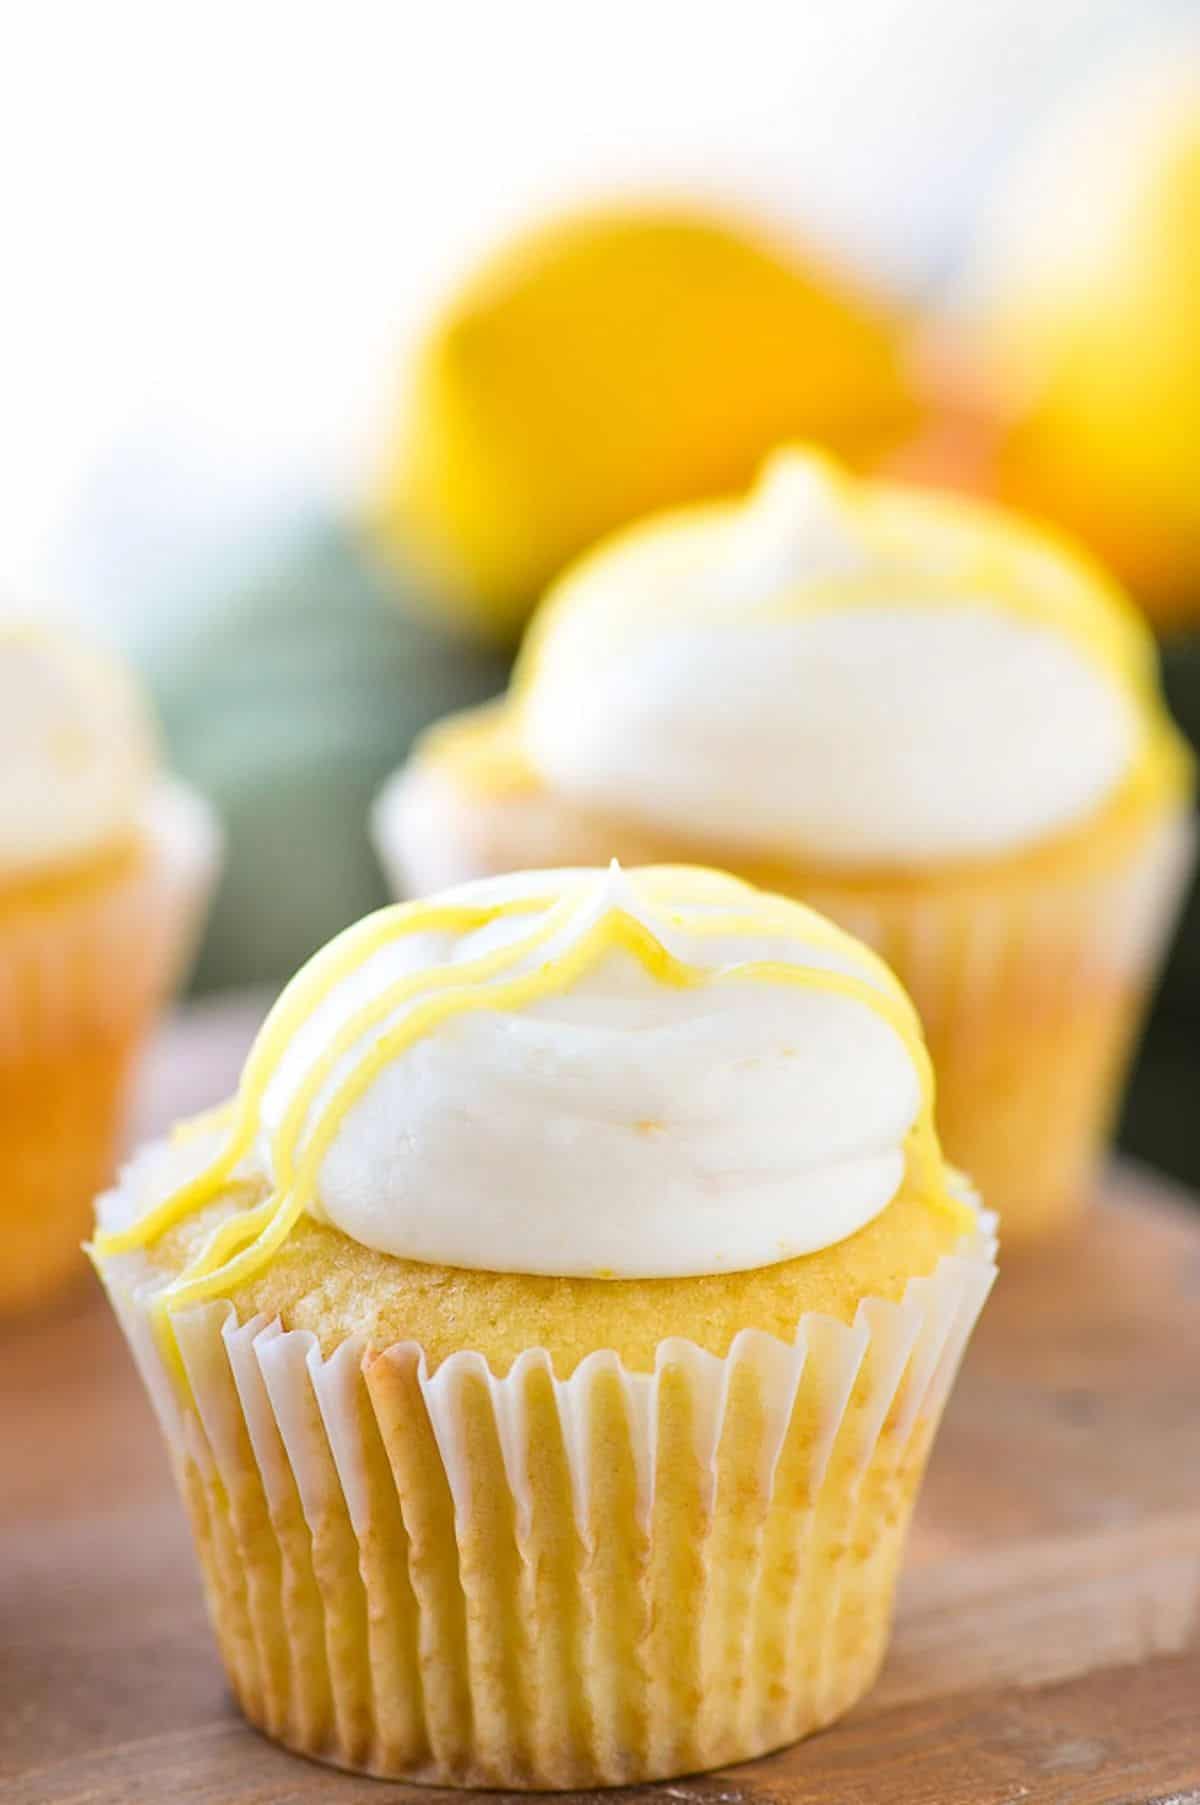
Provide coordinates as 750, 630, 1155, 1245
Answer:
0, 621, 219, 1310
377, 451, 1194, 1243
92, 864, 994, 1788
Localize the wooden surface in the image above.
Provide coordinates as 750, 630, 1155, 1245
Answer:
2, 999, 1199, 1804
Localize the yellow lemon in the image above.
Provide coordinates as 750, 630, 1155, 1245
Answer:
370, 206, 916, 641
964, 53, 1200, 627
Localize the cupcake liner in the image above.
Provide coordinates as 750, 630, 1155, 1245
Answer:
100, 1204, 995, 1788
799, 806, 1195, 1242
0, 778, 220, 1059
812, 808, 1195, 1020
0, 781, 220, 1309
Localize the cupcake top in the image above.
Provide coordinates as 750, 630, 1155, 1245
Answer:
0, 620, 159, 878
513, 449, 1176, 866
96, 865, 965, 1335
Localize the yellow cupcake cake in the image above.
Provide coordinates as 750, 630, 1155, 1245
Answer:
377, 450, 1195, 1243
0, 621, 219, 1310
92, 864, 994, 1787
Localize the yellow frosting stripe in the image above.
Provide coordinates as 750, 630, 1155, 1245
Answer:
169, 1191, 305, 1304
170, 1100, 236, 1145
650, 896, 910, 995
93, 891, 555, 1257
148, 1190, 309, 1389
101, 867, 964, 1380
164, 1192, 284, 1292
270, 893, 578, 1191
279, 904, 946, 1234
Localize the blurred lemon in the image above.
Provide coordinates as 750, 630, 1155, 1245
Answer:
962, 53, 1200, 627
370, 206, 916, 641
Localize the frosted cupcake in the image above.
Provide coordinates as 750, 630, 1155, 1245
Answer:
376, 451, 1194, 1243
92, 864, 994, 1788
1, 622, 219, 1309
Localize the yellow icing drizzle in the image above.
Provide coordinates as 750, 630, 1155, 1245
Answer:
94, 865, 967, 1383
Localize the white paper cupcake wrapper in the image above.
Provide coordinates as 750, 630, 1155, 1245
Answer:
0, 782, 220, 1308
810, 805, 1196, 1019
808, 810, 1194, 1238
0, 777, 222, 1060
100, 1198, 995, 1787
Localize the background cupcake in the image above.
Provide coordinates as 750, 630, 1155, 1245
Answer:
92, 864, 994, 1788
916, 48, 1200, 1187
0, 622, 219, 1310
377, 451, 1194, 1242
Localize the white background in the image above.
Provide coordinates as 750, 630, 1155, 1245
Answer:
2, 0, 1195, 620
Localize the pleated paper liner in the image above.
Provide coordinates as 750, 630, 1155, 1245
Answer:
801, 809, 1194, 1242
376, 763, 1194, 1244
0, 781, 219, 1310
100, 1205, 995, 1789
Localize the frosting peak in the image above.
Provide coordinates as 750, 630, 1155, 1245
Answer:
716, 452, 869, 603
97, 867, 957, 1332
518, 448, 1156, 865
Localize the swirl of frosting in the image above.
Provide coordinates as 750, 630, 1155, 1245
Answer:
97, 866, 958, 1320
517, 449, 1158, 864
0, 621, 158, 876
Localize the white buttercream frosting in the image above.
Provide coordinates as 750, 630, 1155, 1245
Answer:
0, 621, 159, 875
245, 864, 927, 1277
519, 451, 1145, 864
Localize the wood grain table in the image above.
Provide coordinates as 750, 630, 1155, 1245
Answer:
2, 999, 1199, 1804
